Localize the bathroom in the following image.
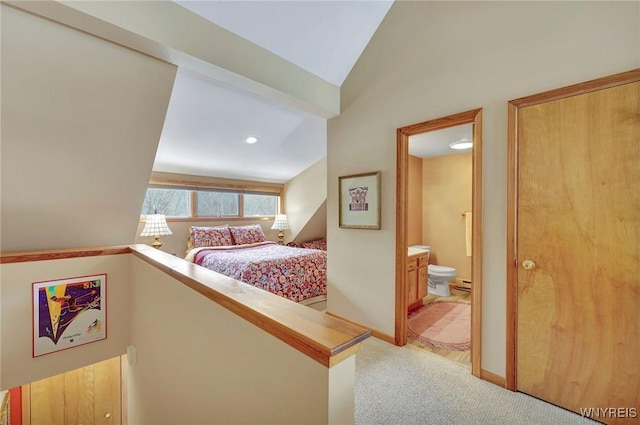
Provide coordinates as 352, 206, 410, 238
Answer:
406, 123, 473, 364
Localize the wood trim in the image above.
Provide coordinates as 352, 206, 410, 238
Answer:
121, 355, 128, 425
506, 101, 518, 391
399, 108, 482, 135
504, 69, 640, 393
144, 216, 275, 224
0, 246, 131, 264
480, 369, 506, 388
1, 244, 370, 368
129, 244, 371, 367
396, 108, 483, 377
326, 310, 396, 344
190, 189, 197, 218
238, 193, 245, 218
149, 177, 284, 195
470, 109, 483, 379
395, 129, 409, 345
144, 177, 283, 221
510, 68, 640, 108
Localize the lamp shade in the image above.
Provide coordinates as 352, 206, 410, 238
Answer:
271, 214, 290, 230
140, 214, 173, 237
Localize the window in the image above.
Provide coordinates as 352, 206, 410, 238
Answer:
196, 190, 239, 217
140, 182, 281, 220
244, 193, 278, 217
141, 187, 190, 217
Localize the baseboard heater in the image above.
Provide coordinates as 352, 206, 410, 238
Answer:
453, 278, 471, 291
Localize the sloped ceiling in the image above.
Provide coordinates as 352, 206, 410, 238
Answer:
155, 1, 394, 183
153, 68, 327, 183
176, 0, 393, 86
1, 5, 177, 251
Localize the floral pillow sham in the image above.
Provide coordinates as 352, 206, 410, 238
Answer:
189, 226, 234, 248
300, 238, 327, 251
228, 224, 267, 245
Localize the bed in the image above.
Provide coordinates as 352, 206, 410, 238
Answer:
185, 225, 327, 304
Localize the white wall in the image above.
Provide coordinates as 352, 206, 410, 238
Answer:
0, 5, 176, 252
1, 252, 358, 422
327, 1, 640, 376
0, 255, 131, 390
284, 157, 328, 243
128, 257, 345, 425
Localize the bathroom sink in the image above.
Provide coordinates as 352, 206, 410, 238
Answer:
407, 246, 428, 257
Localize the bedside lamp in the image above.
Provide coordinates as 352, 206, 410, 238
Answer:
271, 214, 289, 245
140, 214, 172, 249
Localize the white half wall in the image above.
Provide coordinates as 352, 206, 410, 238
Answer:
2, 251, 359, 422
128, 257, 349, 425
327, 1, 640, 376
0, 5, 177, 252
0, 255, 131, 390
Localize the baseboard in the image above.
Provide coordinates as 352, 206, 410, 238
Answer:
480, 368, 506, 387
326, 313, 506, 385
325, 311, 395, 344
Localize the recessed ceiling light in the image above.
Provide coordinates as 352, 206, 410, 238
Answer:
449, 139, 473, 150
246, 136, 258, 144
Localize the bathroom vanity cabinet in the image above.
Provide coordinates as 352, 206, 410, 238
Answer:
407, 249, 429, 312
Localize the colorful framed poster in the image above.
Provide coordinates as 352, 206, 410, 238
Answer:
32, 273, 107, 357
338, 171, 381, 229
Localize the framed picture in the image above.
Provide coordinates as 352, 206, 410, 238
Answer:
32, 273, 107, 357
339, 171, 381, 229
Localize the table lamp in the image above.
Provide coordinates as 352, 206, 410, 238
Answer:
271, 214, 289, 245
140, 214, 172, 249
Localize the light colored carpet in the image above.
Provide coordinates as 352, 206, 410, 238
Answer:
355, 338, 598, 425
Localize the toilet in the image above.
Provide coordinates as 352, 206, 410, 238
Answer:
409, 245, 456, 297
427, 265, 456, 297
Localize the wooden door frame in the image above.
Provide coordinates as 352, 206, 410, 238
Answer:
505, 68, 640, 391
395, 108, 483, 378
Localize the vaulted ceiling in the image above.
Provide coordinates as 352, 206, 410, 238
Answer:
155, 1, 471, 183
155, 1, 393, 183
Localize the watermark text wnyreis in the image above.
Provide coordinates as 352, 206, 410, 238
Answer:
580, 407, 637, 419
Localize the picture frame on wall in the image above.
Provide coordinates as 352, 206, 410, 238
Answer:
338, 171, 381, 229
32, 273, 107, 357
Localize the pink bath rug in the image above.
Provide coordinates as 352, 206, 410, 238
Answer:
408, 301, 471, 351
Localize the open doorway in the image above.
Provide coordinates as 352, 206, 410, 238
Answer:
406, 124, 474, 365
395, 109, 483, 378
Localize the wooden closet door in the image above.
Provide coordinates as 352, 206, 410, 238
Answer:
93, 358, 121, 425
29, 374, 65, 425
63, 365, 94, 424
516, 81, 639, 424
26, 357, 121, 425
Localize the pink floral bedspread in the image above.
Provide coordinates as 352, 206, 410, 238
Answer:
191, 242, 326, 302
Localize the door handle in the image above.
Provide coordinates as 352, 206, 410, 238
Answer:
522, 260, 536, 270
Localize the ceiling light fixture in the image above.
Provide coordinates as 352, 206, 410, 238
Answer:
449, 139, 473, 150
246, 136, 258, 144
